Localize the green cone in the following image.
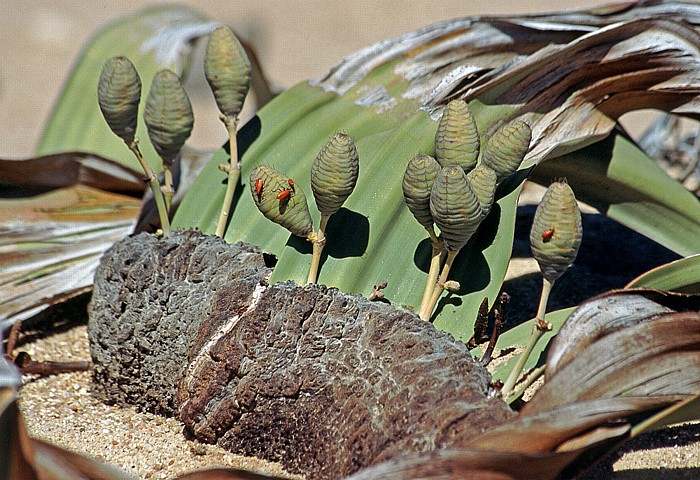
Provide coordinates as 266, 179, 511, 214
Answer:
402, 154, 441, 229
97, 56, 141, 145
143, 69, 194, 167
250, 165, 314, 239
204, 26, 252, 119
311, 133, 359, 217
430, 165, 483, 251
482, 120, 531, 183
467, 164, 498, 220
435, 99, 480, 173
530, 180, 583, 283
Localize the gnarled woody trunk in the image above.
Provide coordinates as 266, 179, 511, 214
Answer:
88, 231, 514, 479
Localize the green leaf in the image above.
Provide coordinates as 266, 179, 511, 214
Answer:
174, 12, 700, 342
37, 5, 213, 173
173, 81, 520, 341
626, 254, 700, 293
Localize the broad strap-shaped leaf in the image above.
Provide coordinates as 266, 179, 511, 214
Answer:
626, 254, 700, 292
531, 130, 700, 257
175, 2, 700, 341
536, 311, 700, 409
526, 291, 700, 415
0, 152, 144, 195
456, 288, 700, 479
0, 184, 141, 324
176, 469, 289, 480
631, 392, 700, 437
545, 289, 700, 377
1, 359, 135, 480
343, 447, 590, 480
481, 257, 700, 387
467, 397, 655, 453
37, 5, 215, 172
0, 7, 215, 326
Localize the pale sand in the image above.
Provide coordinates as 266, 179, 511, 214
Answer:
3, 2, 700, 478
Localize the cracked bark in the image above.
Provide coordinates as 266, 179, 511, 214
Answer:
88, 231, 514, 479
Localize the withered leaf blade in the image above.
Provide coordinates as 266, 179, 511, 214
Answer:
1, 364, 38, 480
0, 152, 145, 196
463, 18, 700, 163
632, 392, 700, 437
526, 310, 700, 416
320, 5, 700, 167
33, 438, 135, 480
0, 186, 140, 325
344, 448, 581, 480
2, 357, 132, 480
467, 397, 656, 454
175, 468, 288, 480
546, 288, 700, 377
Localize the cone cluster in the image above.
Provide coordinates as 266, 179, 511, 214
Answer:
402, 99, 532, 250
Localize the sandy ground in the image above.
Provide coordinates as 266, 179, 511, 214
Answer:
2, 1, 699, 479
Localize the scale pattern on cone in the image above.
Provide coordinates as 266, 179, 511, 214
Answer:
530, 181, 582, 283
467, 164, 497, 220
311, 133, 359, 216
402, 154, 441, 229
430, 165, 482, 251
143, 69, 194, 166
435, 99, 480, 173
204, 26, 251, 119
482, 120, 531, 183
97, 56, 141, 145
250, 165, 314, 238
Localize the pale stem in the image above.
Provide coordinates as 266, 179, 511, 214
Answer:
418, 245, 443, 320
162, 165, 175, 213
215, 114, 240, 237
501, 277, 555, 397
505, 364, 546, 405
418, 227, 444, 320
128, 140, 170, 236
421, 249, 459, 321
307, 214, 330, 284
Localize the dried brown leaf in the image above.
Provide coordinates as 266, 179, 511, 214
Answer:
344, 448, 581, 480
0, 152, 144, 196
175, 468, 288, 480
527, 311, 700, 415
546, 289, 700, 377
0, 186, 140, 325
467, 398, 651, 453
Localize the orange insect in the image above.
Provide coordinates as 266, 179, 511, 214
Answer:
277, 188, 292, 200
288, 178, 295, 191
255, 178, 263, 197
542, 229, 555, 242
